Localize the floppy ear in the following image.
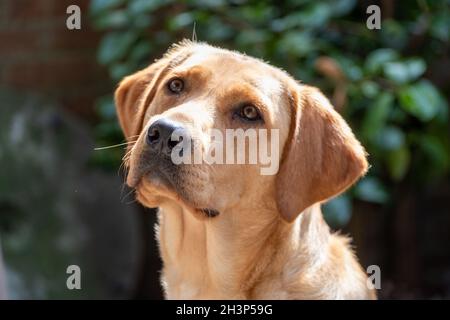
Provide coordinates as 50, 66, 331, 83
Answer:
114, 40, 195, 140
276, 84, 368, 222
114, 59, 168, 140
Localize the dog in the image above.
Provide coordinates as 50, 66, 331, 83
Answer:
115, 40, 376, 300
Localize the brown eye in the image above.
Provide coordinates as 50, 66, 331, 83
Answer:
239, 105, 261, 121
167, 78, 184, 93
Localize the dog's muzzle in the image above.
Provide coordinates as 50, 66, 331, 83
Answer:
146, 118, 187, 157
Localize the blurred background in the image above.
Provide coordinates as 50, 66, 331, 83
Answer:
0, 0, 449, 299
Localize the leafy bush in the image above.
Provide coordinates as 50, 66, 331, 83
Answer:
89, 0, 449, 227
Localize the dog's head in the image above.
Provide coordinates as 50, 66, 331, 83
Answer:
115, 40, 367, 222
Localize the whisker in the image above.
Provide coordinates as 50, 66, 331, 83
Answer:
192, 21, 197, 42
118, 159, 130, 179
121, 188, 135, 203
119, 147, 133, 171
94, 140, 137, 151
125, 198, 138, 205
120, 180, 128, 200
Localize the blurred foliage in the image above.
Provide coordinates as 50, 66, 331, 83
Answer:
0, 90, 139, 299
90, 0, 450, 228
0, 91, 88, 298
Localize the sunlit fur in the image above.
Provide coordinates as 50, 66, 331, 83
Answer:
115, 40, 376, 300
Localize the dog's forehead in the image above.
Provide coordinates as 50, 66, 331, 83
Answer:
177, 47, 283, 96
180, 46, 254, 70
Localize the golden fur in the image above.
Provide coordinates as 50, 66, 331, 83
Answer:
115, 40, 376, 299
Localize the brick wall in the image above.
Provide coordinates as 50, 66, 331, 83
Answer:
0, 0, 109, 119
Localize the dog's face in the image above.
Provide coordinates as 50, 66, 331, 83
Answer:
116, 41, 368, 222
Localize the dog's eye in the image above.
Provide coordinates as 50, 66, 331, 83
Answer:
238, 105, 262, 121
167, 78, 184, 94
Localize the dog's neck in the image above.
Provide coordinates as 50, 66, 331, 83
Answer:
157, 201, 330, 299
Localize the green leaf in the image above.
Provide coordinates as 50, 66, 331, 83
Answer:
168, 12, 195, 31
375, 126, 405, 151
97, 32, 137, 65
323, 194, 352, 228
380, 19, 408, 50
127, 0, 168, 14
202, 17, 234, 41
430, 11, 450, 41
299, 3, 331, 28
92, 9, 128, 29
398, 80, 445, 122
361, 81, 380, 98
190, 0, 226, 8
95, 95, 116, 121
90, 0, 125, 15
407, 59, 427, 79
331, 0, 357, 17
354, 177, 389, 204
386, 145, 410, 181
109, 62, 136, 81
383, 58, 426, 84
334, 55, 363, 81
418, 134, 450, 173
270, 3, 331, 31
129, 41, 152, 62
361, 92, 394, 142
132, 15, 153, 29
240, 4, 275, 24
95, 122, 121, 140
236, 29, 270, 47
278, 31, 315, 57
365, 48, 399, 74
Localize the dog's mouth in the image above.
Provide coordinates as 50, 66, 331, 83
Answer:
198, 208, 220, 218
134, 168, 220, 219
127, 140, 220, 218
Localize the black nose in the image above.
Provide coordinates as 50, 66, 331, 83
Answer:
146, 119, 185, 156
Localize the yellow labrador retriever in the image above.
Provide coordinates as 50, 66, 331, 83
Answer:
115, 40, 376, 299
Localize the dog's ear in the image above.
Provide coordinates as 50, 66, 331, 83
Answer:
115, 66, 159, 140
115, 40, 194, 140
276, 84, 368, 222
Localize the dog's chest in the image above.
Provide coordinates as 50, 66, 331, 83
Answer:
162, 266, 213, 299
